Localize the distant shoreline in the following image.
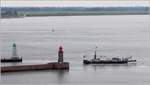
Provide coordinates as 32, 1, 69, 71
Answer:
26, 13, 148, 17
1, 14, 148, 19
1, 7, 149, 19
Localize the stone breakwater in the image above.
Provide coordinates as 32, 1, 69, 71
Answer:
1, 62, 69, 73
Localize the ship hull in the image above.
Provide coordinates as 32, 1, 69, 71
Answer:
83, 60, 128, 64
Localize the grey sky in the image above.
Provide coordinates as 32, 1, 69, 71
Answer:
1, 1, 149, 7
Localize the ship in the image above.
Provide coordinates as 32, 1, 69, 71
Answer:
83, 47, 136, 64
1, 43, 22, 63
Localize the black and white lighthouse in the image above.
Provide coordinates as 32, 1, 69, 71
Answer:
58, 46, 64, 63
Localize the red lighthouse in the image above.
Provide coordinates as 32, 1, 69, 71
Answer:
58, 46, 64, 63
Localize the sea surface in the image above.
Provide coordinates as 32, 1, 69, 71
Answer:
0, 15, 150, 85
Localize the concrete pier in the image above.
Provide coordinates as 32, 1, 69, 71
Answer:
1, 62, 69, 73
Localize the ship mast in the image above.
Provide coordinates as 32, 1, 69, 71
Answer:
94, 46, 97, 59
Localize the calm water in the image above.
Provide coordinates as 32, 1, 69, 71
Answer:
0, 15, 150, 85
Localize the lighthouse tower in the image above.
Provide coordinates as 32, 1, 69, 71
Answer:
58, 46, 64, 63
12, 43, 18, 58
